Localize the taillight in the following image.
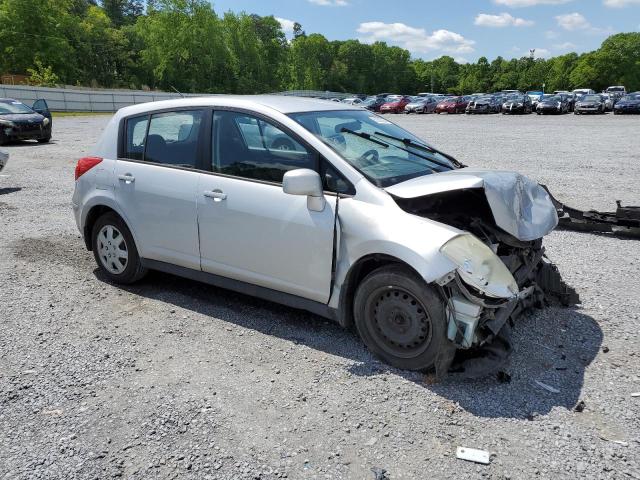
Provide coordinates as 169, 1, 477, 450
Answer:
75, 156, 102, 180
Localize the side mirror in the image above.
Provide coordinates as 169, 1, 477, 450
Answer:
283, 169, 325, 212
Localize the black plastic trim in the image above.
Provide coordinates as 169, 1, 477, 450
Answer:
140, 258, 338, 321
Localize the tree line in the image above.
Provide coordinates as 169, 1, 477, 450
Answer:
1, 0, 638, 94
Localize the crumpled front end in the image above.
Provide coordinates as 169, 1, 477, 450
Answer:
389, 170, 578, 376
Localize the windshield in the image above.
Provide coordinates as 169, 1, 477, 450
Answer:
542, 95, 561, 102
0, 100, 34, 115
384, 96, 402, 102
581, 95, 601, 102
621, 94, 640, 101
289, 110, 455, 187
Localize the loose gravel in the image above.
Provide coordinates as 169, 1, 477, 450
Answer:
1, 112, 639, 480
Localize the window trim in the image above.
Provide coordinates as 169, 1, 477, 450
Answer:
117, 106, 212, 173
208, 107, 356, 196
117, 105, 356, 196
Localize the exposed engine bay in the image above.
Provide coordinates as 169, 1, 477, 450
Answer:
394, 188, 580, 377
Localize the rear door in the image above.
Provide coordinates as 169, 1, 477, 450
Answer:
115, 109, 207, 270
197, 110, 337, 303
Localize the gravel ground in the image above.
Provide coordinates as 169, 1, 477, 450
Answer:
1, 112, 639, 480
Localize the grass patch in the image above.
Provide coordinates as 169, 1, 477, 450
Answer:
52, 111, 113, 117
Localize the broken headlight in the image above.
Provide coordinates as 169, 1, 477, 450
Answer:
440, 234, 518, 299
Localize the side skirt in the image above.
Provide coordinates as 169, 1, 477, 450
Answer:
141, 258, 339, 322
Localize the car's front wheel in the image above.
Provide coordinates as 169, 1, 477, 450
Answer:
92, 212, 147, 284
354, 265, 448, 371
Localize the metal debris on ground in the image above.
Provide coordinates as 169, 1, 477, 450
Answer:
456, 446, 491, 465
574, 400, 586, 412
535, 380, 560, 393
371, 467, 390, 480
542, 185, 640, 239
631, 392, 640, 397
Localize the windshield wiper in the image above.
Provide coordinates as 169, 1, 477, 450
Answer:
372, 131, 466, 168
340, 128, 389, 148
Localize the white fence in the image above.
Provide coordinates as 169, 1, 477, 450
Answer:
0, 84, 204, 112
0, 84, 363, 112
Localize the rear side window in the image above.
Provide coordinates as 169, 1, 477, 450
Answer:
123, 110, 203, 167
212, 110, 315, 183
125, 115, 148, 160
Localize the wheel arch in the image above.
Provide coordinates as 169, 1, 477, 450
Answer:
83, 204, 137, 252
336, 253, 423, 329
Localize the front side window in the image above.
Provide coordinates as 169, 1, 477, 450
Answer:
289, 110, 454, 187
212, 110, 315, 183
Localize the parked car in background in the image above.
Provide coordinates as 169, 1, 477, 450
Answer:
601, 93, 615, 111
379, 95, 411, 114
72, 95, 562, 373
574, 94, 606, 114
502, 94, 533, 114
435, 96, 468, 114
0, 98, 52, 145
404, 97, 437, 114
573, 88, 595, 96
500, 90, 523, 95
605, 86, 626, 96
536, 94, 570, 114
361, 97, 386, 112
466, 95, 501, 114
526, 91, 544, 110
0, 149, 7, 173
554, 91, 576, 112
613, 93, 640, 114
341, 98, 363, 105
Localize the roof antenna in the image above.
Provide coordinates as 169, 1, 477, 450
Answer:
170, 85, 185, 98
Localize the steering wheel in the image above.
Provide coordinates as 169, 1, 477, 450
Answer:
359, 149, 379, 166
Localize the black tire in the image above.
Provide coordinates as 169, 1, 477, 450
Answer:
37, 136, 51, 143
0, 131, 8, 146
353, 265, 448, 371
92, 212, 147, 284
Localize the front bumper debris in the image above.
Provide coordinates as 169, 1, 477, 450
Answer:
542, 185, 640, 239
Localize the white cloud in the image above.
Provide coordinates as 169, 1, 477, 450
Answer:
494, 0, 572, 7
475, 12, 534, 27
603, 0, 640, 6
308, 0, 348, 6
276, 17, 296, 36
357, 22, 475, 55
553, 41, 577, 51
555, 12, 591, 30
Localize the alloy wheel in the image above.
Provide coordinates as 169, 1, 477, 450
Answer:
97, 225, 129, 274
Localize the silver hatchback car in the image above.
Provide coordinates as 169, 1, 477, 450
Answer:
73, 96, 571, 374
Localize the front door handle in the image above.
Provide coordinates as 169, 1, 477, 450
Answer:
118, 174, 135, 184
204, 190, 227, 201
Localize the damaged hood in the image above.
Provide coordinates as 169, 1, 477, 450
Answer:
386, 169, 558, 242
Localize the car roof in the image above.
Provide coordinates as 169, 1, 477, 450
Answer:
115, 95, 363, 117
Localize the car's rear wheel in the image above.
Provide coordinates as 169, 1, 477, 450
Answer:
92, 212, 146, 284
354, 265, 448, 371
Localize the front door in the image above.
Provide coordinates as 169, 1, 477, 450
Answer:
115, 110, 205, 270
197, 110, 336, 303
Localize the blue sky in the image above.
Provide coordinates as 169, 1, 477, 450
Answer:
210, 0, 640, 62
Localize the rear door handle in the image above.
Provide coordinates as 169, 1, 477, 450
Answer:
204, 190, 227, 201
118, 174, 135, 184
